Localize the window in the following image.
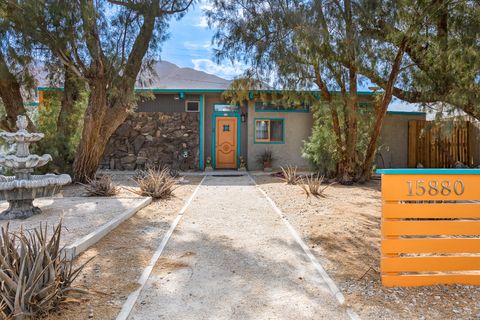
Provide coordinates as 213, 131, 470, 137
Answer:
255, 101, 309, 112
185, 100, 200, 112
223, 125, 230, 132
214, 104, 240, 112
255, 119, 284, 143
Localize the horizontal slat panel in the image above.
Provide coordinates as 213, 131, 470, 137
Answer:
382, 220, 480, 236
382, 239, 480, 253
383, 203, 480, 218
382, 174, 480, 201
382, 256, 480, 272
382, 274, 480, 287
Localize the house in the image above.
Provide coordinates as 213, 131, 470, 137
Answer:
36, 61, 427, 171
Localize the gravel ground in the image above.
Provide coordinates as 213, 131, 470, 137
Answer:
43, 175, 203, 320
0, 173, 147, 248
129, 175, 350, 320
254, 175, 480, 320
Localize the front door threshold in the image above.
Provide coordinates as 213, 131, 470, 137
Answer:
208, 170, 247, 176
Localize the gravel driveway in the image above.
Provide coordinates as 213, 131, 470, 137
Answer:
128, 175, 350, 319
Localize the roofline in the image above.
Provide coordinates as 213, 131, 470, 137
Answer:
386, 111, 426, 116
37, 87, 375, 95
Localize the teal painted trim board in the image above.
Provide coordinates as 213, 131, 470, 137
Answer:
387, 111, 426, 116
253, 117, 285, 144
377, 169, 480, 175
199, 95, 204, 170
211, 111, 241, 169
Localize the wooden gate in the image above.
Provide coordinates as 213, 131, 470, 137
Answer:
408, 120, 473, 168
378, 169, 480, 287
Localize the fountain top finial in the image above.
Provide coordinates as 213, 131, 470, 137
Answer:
16, 115, 28, 131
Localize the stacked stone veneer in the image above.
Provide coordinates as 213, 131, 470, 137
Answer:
101, 112, 199, 170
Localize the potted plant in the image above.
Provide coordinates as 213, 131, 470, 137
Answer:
257, 149, 274, 171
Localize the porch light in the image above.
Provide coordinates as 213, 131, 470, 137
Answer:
241, 112, 247, 123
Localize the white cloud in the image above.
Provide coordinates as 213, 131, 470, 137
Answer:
194, 16, 209, 28
192, 59, 245, 80
183, 41, 211, 50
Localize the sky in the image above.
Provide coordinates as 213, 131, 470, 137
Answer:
160, 0, 419, 112
160, 1, 244, 80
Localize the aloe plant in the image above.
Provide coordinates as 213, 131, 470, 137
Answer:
0, 222, 89, 319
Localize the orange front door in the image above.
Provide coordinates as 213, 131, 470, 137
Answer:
215, 116, 237, 169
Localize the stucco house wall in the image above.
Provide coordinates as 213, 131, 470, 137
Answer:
246, 100, 313, 171
377, 113, 426, 168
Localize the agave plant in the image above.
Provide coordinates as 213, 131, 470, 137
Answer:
300, 174, 332, 198
131, 167, 177, 199
83, 174, 119, 196
0, 222, 89, 319
280, 165, 300, 185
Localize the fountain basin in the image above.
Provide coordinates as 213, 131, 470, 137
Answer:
0, 154, 52, 170
0, 174, 71, 220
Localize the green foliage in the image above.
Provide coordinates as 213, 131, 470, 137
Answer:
32, 88, 88, 173
302, 103, 339, 177
303, 100, 376, 177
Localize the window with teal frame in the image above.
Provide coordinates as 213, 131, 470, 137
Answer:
254, 119, 284, 143
255, 101, 309, 112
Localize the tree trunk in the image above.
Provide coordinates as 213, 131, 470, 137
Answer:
359, 39, 407, 182
51, 68, 84, 171
72, 79, 130, 182
0, 54, 34, 131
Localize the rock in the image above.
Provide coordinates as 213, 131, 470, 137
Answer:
102, 111, 199, 170
115, 123, 130, 136
133, 135, 146, 153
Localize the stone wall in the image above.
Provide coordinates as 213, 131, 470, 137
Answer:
101, 112, 199, 170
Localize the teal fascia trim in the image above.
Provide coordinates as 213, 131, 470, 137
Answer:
211, 110, 241, 169
255, 101, 309, 113
376, 169, 480, 175
253, 117, 285, 144
37, 87, 64, 91
199, 95, 204, 170
134, 88, 226, 93
387, 111, 427, 116
37, 86, 380, 96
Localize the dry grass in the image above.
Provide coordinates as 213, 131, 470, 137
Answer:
280, 166, 300, 185
132, 167, 177, 199
83, 175, 119, 197
300, 174, 332, 198
0, 222, 89, 319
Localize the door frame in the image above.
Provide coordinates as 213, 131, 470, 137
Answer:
212, 111, 241, 169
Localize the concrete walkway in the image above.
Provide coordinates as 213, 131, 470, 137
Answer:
128, 175, 350, 320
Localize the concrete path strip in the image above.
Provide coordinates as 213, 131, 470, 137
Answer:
116, 176, 205, 320
126, 175, 353, 320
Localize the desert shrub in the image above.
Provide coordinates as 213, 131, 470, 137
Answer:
300, 174, 332, 198
280, 165, 300, 185
0, 222, 89, 319
83, 175, 119, 196
133, 167, 177, 199
302, 101, 376, 179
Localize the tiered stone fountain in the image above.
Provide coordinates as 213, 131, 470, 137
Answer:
0, 116, 71, 220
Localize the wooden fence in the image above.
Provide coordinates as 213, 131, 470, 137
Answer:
379, 169, 480, 287
408, 120, 473, 168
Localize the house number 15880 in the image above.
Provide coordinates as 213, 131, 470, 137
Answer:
406, 180, 465, 196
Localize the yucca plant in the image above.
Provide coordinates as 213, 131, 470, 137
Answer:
0, 222, 89, 319
300, 174, 332, 198
132, 167, 177, 199
83, 174, 119, 196
280, 165, 300, 185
